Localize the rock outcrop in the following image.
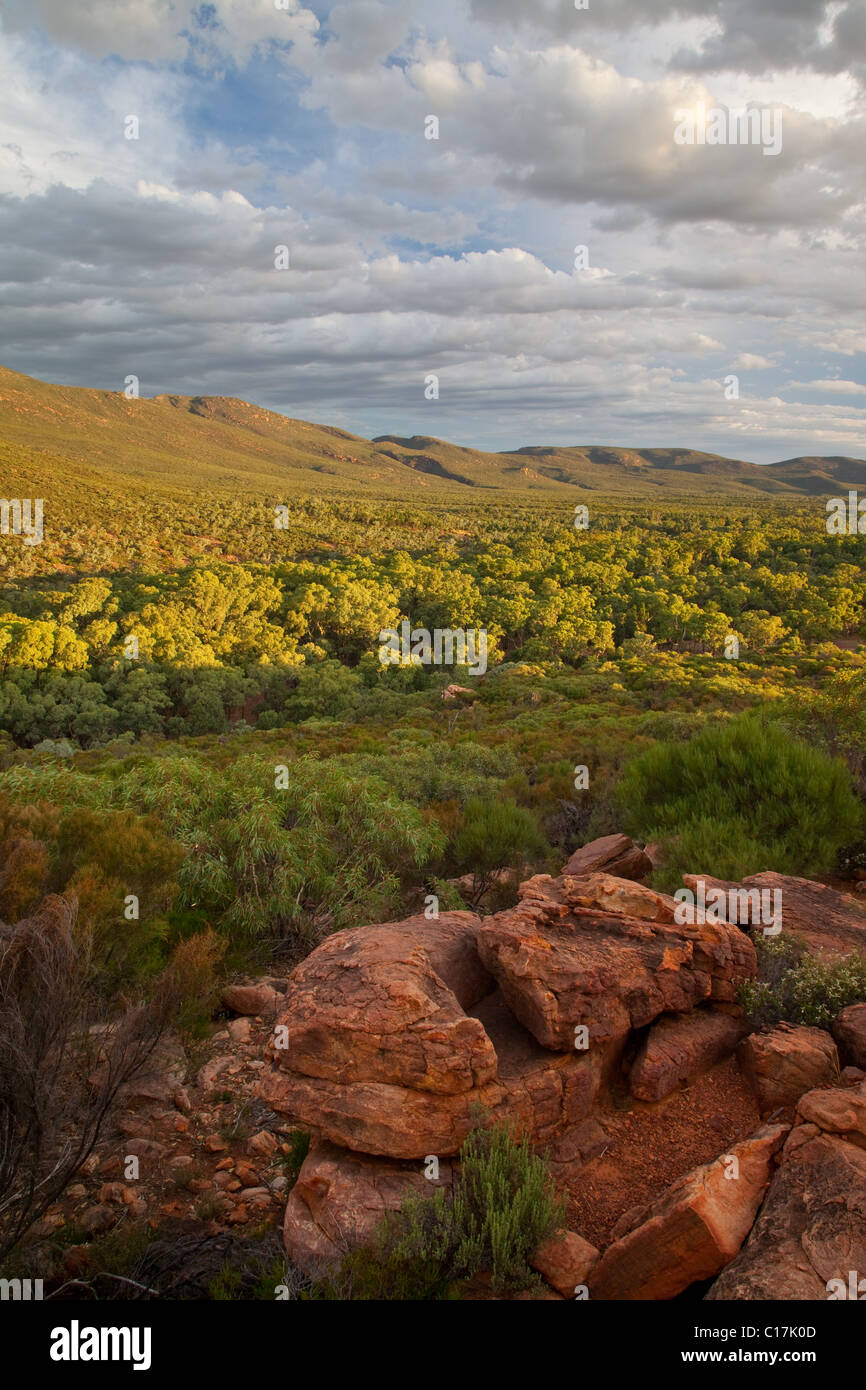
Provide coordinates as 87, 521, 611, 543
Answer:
629, 1008, 748, 1102
283, 1140, 453, 1277
562, 833, 652, 882
832, 1003, 866, 1070
589, 1123, 788, 1300
682, 872, 866, 959
477, 873, 756, 1050
708, 1085, 866, 1300
737, 1023, 839, 1116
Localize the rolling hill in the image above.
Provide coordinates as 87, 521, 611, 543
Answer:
0, 365, 864, 501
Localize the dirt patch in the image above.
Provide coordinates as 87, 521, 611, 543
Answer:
565, 1056, 761, 1251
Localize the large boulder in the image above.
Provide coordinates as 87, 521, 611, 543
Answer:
589, 1123, 788, 1301
477, 873, 757, 1051
563, 833, 652, 882
708, 1088, 866, 1300
682, 872, 866, 959
737, 1023, 839, 1116
268, 912, 495, 1095
629, 1008, 748, 1102
283, 1140, 453, 1277
259, 913, 606, 1158
832, 1003, 866, 1071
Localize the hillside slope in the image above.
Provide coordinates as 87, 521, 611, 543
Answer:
1, 366, 863, 500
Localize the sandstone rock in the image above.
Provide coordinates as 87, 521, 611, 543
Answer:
589, 1123, 788, 1300
271, 912, 495, 1095
221, 982, 281, 1016
560, 872, 677, 923
738, 1023, 838, 1115
563, 833, 652, 882
283, 1140, 453, 1276
707, 1124, 866, 1300
262, 913, 608, 1158
530, 1230, 599, 1297
248, 1129, 278, 1158
196, 1056, 231, 1091
477, 873, 756, 1051
263, 984, 605, 1159
630, 1008, 748, 1102
683, 872, 866, 960
227, 1017, 252, 1044
832, 1003, 866, 1070
79, 1204, 118, 1237
795, 1085, 866, 1147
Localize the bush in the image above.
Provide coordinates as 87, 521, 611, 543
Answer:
738, 937, 866, 1029
317, 1117, 564, 1299
451, 799, 547, 905
619, 715, 863, 889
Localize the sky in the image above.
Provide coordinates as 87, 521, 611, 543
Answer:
0, 0, 864, 461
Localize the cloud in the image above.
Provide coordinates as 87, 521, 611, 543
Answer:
0, 0, 862, 461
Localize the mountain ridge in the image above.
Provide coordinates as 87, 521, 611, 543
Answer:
1, 365, 864, 500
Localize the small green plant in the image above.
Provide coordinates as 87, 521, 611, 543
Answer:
208, 1262, 244, 1300
316, 1116, 563, 1300
280, 1130, 310, 1190
738, 938, 866, 1029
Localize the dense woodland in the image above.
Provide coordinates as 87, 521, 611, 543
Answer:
0, 486, 863, 994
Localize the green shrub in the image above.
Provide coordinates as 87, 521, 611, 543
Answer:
317, 1117, 563, 1300
619, 715, 863, 889
738, 939, 866, 1029
451, 798, 547, 904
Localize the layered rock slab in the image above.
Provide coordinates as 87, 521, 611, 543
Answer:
260, 911, 605, 1158
589, 1123, 788, 1300
477, 874, 757, 1051
682, 872, 866, 960
707, 1088, 866, 1300
563, 833, 652, 882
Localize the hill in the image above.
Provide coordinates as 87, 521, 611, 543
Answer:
0, 365, 863, 501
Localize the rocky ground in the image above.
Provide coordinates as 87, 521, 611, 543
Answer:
14, 832, 866, 1301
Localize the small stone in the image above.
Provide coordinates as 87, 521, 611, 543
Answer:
248, 1130, 278, 1158
205, 1134, 227, 1153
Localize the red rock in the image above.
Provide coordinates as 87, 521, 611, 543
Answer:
832, 1003, 866, 1070
97, 1183, 126, 1204
795, 1085, 866, 1145
248, 1129, 278, 1158
738, 1023, 839, 1115
683, 872, 866, 959
589, 1123, 788, 1300
272, 912, 495, 1095
560, 872, 677, 922
562, 833, 652, 882
630, 1008, 748, 1102
708, 1114, 866, 1300
283, 1140, 453, 1276
221, 983, 281, 1016
530, 1230, 599, 1297
262, 987, 605, 1159
204, 1133, 227, 1153
477, 873, 756, 1051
